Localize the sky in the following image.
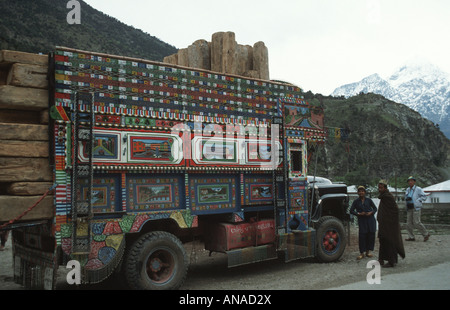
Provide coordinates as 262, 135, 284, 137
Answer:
83, 0, 450, 95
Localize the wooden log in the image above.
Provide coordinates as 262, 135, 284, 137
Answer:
163, 53, 178, 65
0, 140, 49, 157
0, 50, 48, 66
253, 42, 270, 80
7, 182, 53, 196
7, 63, 48, 89
0, 157, 52, 182
0, 122, 48, 141
0, 195, 54, 222
0, 85, 48, 110
211, 32, 224, 73
0, 109, 41, 124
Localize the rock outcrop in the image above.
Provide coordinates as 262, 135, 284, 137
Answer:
164, 31, 269, 80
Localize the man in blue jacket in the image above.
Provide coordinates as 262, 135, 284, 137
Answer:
405, 176, 430, 242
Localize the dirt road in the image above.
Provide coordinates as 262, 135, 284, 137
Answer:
179, 225, 450, 290
1, 225, 449, 290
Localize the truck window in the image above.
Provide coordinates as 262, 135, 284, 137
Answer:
291, 150, 303, 172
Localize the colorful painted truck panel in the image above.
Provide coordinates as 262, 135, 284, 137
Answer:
10, 47, 348, 290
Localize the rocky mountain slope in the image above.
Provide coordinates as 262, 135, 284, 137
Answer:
0, 0, 177, 61
305, 92, 450, 187
332, 61, 450, 139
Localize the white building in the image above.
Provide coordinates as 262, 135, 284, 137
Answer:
423, 180, 450, 206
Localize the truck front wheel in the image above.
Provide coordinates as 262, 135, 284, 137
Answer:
124, 231, 188, 290
315, 216, 346, 263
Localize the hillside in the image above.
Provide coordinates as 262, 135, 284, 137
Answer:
305, 92, 450, 187
331, 61, 450, 140
0, 0, 177, 61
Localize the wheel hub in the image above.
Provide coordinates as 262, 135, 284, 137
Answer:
146, 249, 175, 283
150, 257, 163, 272
323, 230, 339, 252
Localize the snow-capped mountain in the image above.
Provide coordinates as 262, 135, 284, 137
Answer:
332, 61, 450, 139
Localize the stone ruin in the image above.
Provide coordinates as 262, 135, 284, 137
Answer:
163, 31, 269, 80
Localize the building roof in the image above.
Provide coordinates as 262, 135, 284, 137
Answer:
423, 180, 450, 192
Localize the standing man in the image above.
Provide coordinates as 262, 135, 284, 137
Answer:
405, 176, 430, 242
377, 180, 405, 267
350, 186, 377, 260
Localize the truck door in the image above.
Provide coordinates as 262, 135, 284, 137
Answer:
285, 142, 309, 231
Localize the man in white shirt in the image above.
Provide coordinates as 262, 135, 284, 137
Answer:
405, 176, 430, 242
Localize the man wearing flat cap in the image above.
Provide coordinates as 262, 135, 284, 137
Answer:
376, 180, 405, 267
405, 176, 430, 242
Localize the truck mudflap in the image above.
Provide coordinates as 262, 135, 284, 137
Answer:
277, 229, 316, 262
70, 236, 126, 285
60, 222, 127, 285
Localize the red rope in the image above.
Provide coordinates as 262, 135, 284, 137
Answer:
0, 183, 57, 230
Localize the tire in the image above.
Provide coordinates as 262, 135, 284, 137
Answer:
124, 231, 188, 290
315, 216, 346, 263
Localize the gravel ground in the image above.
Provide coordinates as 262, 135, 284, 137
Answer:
1, 224, 449, 290
180, 225, 450, 290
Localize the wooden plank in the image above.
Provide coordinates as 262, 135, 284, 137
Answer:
0, 140, 49, 157
0, 109, 41, 124
0, 50, 48, 66
0, 195, 54, 222
0, 157, 52, 182
0, 122, 48, 141
0, 85, 48, 111
7, 63, 48, 89
7, 182, 53, 196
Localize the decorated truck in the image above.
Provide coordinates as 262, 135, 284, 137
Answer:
0, 47, 349, 290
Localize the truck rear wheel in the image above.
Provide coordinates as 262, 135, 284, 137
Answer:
315, 216, 346, 263
124, 231, 188, 290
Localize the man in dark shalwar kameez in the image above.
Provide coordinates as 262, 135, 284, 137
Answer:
377, 180, 405, 267
350, 186, 377, 260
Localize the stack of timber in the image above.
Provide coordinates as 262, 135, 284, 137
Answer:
0, 50, 54, 223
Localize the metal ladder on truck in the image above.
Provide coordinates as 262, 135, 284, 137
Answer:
272, 116, 289, 235
71, 92, 94, 255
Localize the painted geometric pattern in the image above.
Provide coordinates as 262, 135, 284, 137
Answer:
59, 210, 197, 269
54, 48, 304, 127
